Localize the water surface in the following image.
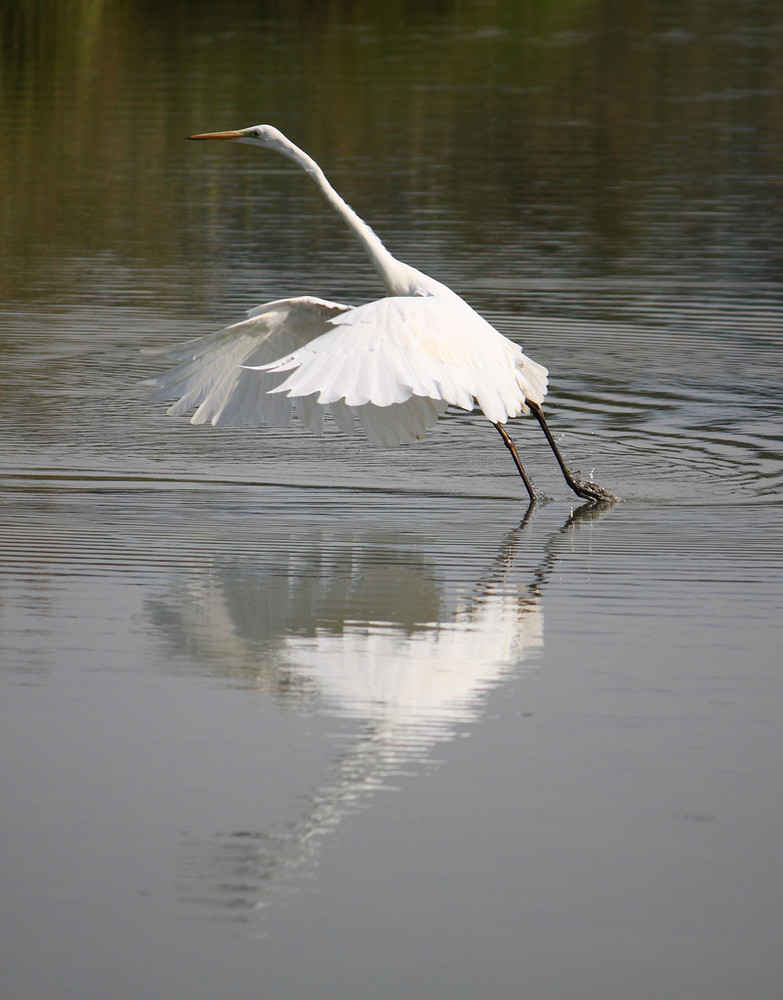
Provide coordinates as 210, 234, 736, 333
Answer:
1, 3, 782, 998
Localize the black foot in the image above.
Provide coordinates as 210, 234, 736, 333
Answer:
568, 477, 618, 504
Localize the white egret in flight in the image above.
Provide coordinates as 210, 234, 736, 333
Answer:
148, 124, 616, 504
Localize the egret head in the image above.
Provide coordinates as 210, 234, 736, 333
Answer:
188, 124, 287, 149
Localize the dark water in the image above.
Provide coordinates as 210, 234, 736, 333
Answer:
2, 3, 782, 998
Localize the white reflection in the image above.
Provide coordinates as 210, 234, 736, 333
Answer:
288, 589, 542, 737
147, 503, 607, 920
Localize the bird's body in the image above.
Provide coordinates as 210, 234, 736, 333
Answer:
149, 124, 615, 504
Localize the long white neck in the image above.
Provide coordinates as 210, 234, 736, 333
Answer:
269, 133, 443, 298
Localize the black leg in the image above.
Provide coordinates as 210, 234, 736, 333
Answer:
526, 400, 617, 504
494, 422, 537, 503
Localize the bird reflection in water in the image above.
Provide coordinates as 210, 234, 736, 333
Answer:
146, 501, 609, 919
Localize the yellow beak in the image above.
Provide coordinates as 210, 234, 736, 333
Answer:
188, 130, 243, 141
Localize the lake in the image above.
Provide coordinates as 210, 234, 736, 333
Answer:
1, 2, 782, 998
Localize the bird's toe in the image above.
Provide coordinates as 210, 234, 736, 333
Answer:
572, 478, 618, 504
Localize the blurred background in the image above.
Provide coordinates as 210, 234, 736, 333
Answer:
3, 0, 781, 306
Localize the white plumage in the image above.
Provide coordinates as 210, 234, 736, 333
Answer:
147, 124, 615, 503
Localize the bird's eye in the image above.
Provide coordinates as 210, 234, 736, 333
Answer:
253, 128, 263, 138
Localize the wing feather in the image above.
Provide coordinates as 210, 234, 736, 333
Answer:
260, 294, 548, 431
327, 398, 357, 436
144, 296, 351, 427
357, 397, 446, 446
148, 290, 548, 449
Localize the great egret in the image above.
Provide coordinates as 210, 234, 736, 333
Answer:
148, 124, 616, 504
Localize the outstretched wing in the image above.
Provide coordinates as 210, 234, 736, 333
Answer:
147, 292, 548, 448
256, 293, 549, 426
145, 296, 352, 431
